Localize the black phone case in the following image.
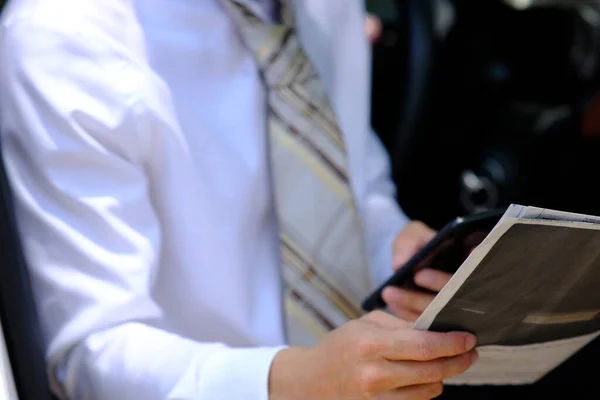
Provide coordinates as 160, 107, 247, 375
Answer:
361, 208, 507, 312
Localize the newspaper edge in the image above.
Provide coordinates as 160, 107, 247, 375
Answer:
413, 214, 600, 331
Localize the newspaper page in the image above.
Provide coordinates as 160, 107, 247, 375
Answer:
414, 205, 600, 385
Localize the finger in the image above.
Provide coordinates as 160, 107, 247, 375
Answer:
400, 221, 436, 244
409, 221, 436, 242
392, 222, 437, 270
378, 382, 444, 400
363, 310, 412, 329
382, 287, 435, 315
384, 330, 477, 361
414, 269, 453, 292
381, 351, 477, 389
386, 306, 420, 323
392, 237, 422, 270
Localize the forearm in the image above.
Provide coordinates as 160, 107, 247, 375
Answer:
61, 322, 285, 400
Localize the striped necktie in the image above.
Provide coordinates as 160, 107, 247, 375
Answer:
222, 0, 373, 345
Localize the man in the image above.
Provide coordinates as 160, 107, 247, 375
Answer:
0, 0, 474, 399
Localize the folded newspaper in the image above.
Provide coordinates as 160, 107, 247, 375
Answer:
414, 204, 600, 385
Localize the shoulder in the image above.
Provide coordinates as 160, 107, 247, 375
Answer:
0, 0, 151, 110
0, 1, 163, 164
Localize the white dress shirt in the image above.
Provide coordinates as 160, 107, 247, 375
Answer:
0, 0, 409, 399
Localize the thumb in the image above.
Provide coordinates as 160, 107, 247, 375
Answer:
392, 237, 422, 270
392, 222, 436, 271
408, 221, 436, 243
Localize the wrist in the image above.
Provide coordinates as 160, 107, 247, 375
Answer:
268, 346, 316, 400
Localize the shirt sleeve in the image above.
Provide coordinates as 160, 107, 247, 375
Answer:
0, 20, 283, 400
362, 129, 410, 286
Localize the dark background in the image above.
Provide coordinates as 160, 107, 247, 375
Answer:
369, 0, 600, 229
367, 0, 600, 398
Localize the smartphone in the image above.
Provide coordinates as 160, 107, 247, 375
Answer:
361, 207, 507, 312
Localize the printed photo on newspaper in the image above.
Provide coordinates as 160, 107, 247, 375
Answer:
414, 205, 600, 385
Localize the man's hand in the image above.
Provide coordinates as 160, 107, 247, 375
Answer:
391, 221, 436, 269
365, 13, 383, 44
270, 311, 478, 400
384, 221, 453, 322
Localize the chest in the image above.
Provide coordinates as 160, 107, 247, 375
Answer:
133, 0, 353, 97
132, 0, 369, 195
